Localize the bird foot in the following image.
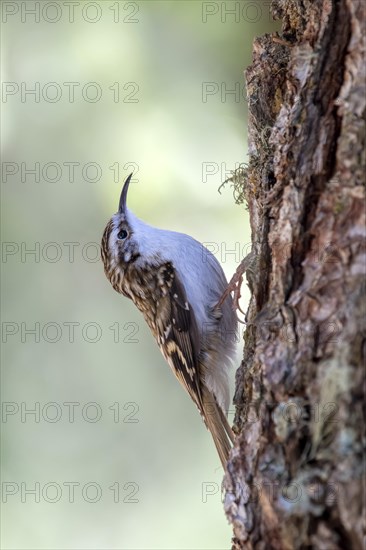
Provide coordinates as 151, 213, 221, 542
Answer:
215, 250, 256, 323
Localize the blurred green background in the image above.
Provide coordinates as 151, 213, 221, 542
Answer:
1, 2, 277, 548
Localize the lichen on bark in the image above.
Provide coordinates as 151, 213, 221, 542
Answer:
224, 1, 365, 548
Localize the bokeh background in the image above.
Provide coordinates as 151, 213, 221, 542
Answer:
1, 2, 277, 548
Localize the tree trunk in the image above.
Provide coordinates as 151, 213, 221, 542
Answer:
224, 1, 365, 548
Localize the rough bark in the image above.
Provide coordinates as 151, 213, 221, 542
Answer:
224, 1, 365, 548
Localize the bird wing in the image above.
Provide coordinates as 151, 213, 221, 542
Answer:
154, 262, 205, 414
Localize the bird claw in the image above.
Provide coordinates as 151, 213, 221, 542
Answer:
215, 251, 256, 323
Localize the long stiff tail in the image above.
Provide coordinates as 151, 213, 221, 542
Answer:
201, 386, 235, 469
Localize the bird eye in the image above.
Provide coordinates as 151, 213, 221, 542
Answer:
117, 229, 128, 240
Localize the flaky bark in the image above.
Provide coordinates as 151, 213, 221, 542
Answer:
224, 1, 365, 548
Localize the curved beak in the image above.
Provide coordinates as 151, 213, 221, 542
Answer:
118, 173, 133, 214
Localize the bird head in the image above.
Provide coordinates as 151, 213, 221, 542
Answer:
101, 173, 142, 278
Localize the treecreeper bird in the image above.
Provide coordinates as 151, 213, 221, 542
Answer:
101, 174, 238, 467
